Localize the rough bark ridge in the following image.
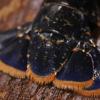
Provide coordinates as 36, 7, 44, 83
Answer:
0, 72, 100, 100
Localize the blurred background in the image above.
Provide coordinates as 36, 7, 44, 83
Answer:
0, 0, 43, 31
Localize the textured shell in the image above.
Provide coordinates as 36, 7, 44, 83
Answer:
0, 1, 100, 97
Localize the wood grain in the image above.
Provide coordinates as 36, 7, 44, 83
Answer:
0, 72, 100, 100
0, 0, 43, 31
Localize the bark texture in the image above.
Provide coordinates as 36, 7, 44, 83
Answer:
0, 72, 100, 100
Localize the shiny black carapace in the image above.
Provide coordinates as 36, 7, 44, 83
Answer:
0, 1, 100, 97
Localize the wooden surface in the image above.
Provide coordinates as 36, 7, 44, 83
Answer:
0, 72, 100, 100
0, 0, 100, 100
0, 0, 43, 31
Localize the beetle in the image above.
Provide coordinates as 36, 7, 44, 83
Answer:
0, 1, 100, 97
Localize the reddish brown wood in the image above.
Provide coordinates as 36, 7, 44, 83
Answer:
0, 0, 43, 31
0, 72, 100, 100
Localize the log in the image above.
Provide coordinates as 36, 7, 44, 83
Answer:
0, 72, 100, 100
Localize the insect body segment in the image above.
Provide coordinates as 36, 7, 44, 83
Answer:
0, 24, 31, 78
32, 2, 90, 40
77, 64, 100, 97
27, 32, 72, 84
53, 51, 94, 90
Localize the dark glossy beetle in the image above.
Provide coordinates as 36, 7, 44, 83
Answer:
0, 1, 100, 97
